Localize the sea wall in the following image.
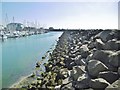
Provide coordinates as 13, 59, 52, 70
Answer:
18, 30, 120, 89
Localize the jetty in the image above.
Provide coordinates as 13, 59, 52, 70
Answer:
12, 29, 120, 89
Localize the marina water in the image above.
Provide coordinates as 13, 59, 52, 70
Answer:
1, 32, 63, 88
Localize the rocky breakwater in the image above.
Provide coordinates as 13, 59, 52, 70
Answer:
21, 30, 120, 89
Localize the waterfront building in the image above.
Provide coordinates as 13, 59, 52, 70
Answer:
6, 23, 24, 31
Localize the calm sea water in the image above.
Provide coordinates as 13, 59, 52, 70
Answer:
1, 32, 63, 88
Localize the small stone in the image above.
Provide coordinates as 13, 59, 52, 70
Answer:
30, 72, 36, 77
60, 68, 69, 79
36, 61, 41, 67
80, 44, 89, 52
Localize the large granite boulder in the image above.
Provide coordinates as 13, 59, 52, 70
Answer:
74, 57, 86, 66
89, 78, 110, 89
60, 78, 74, 90
94, 30, 113, 42
109, 51, 120, 67
60, 82, 74, 90
87, 60, 108, 77
59, 68, 69, 79
70, 66, 86, 81
88, 41, 95, 49
94, 39, 105, 50
98, 71, 119, 84
105, 79, 120, 90
72, 73, 90, 89
113, 30, 120, 40
104, 39, 120, 50
92, 50, 113, 64
64, 59, 74, 70
80, 44, 90, 58
68, 61, 76, 70
107, 64, 118, 72
86, 54, 93, 63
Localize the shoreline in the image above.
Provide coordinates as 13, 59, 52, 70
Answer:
10, 40, 57, 88
10, 30, 120, 89
10, 75, 30, 88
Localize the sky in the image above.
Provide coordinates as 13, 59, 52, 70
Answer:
118, 1, 120, 30
1, 1, 119, 29
1, 0, 119, 2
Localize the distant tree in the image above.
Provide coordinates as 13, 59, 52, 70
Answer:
49, 27, 54, 30
40, 27, 44, 29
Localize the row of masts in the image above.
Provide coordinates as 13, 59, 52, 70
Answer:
4, 13, 46, 28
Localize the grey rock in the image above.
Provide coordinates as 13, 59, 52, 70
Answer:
60, 68, 69, 79
60, 78, 74, 90
94, 39, 105, 50
61, 83, 74, 90
68, 62, 76, 70
98, 71, 119, 84
86, 54, 93, 62
70, 66, 86, 81
74, 58, 86, 66
64, 59, 74, 70
118, 67, 120, 75
36, 61, 41, 67
73, 55, 81, 61
92, 50, 113, 64
70, 53, 76, 58
80, 44, 90, 58
84, 88, 94, 90
95, 30, 113, 42
105, 79, 120, 90
80, 59, 86, 66
72, 73, 90, 89
107, 64, 118, 72
114, 30, 120, 40
109, 51, 120, 67
87, 60, 108, 77
80, 44, 89, 52
104, 39, 120, 50
88, 41, 95, 49
89, 78, 110, 89
83, 40, 89, 44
